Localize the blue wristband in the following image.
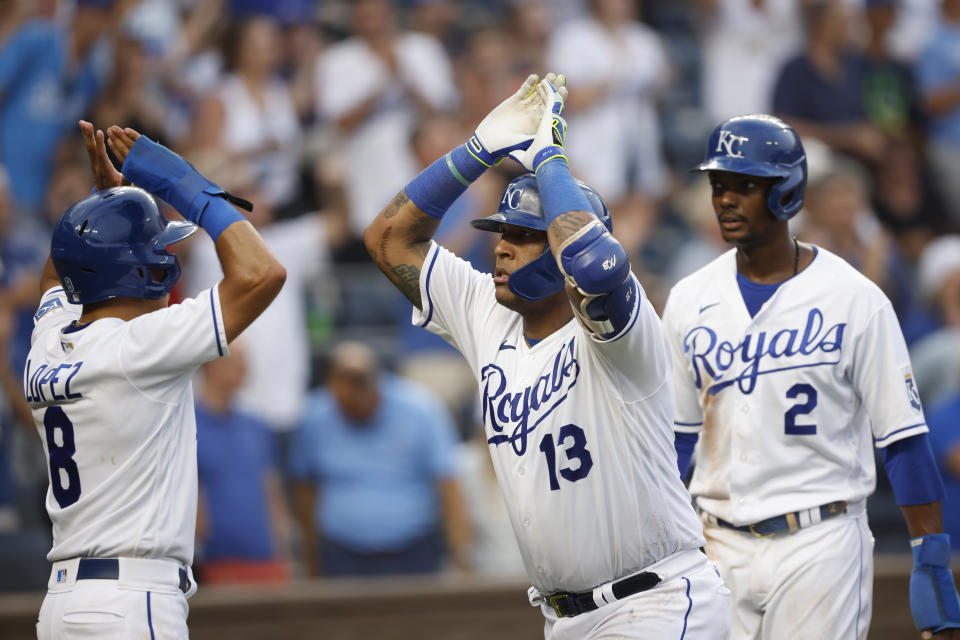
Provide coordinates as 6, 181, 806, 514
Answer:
534, 152, 592, 226
404, 143, 487, 219
198, 196, 246, 242
910, 534, 960, 632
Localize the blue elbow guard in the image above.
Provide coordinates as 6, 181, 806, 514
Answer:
557, 220, 629, 295
909, 534, 960, 633
121, 136, 252, 223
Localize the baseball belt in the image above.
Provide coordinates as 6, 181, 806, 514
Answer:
546, 570, 662, 618
76, 558, 190, 593
704, 500, 848, 537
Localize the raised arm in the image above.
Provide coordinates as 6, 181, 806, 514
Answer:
107, 126, 285, 343
363, 193, 438, 309
511, 79, 634, 340
363, 74, 546, 309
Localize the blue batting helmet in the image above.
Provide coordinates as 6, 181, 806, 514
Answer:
471, 173, 612, 301
51, 186, 198, 304
692, 114, 807, 220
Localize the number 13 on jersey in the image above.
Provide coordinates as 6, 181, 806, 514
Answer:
538, 424, 593, 491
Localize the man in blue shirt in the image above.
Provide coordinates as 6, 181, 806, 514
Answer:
290, 341, 472, 577
196, 343, 291, 584
916, 0, 960, 223
0, 0, 113, 216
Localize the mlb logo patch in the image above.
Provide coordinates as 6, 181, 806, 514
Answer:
902, 366, 922, 411
56, 569, 67, 583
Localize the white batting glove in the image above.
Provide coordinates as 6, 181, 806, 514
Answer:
508, 74, 568, 173
468, 74, 544, 167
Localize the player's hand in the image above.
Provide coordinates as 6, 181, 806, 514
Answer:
468, 73, 546, 166
507, 74, 567, 173
106, 126, 142, 166
79, 120, 126, 191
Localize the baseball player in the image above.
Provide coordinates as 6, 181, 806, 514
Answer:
27, 121, 285, 639
364, 73, 729, 638
663, 114, 960, 639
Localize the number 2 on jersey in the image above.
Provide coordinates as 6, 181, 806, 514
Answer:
539, 424, 593, 491
43, 407, 82, 507
784, 383, 817, 435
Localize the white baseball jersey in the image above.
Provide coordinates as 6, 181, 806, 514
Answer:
662, 247, 927, 525
413, 242, 705, 594
24, 285, 229, 566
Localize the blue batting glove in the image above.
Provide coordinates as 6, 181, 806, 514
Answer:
910, 534, 960, 633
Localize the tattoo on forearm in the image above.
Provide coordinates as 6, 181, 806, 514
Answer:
384, 191, 410, 219
390, 263, 422, 307
548, 210, 596, 243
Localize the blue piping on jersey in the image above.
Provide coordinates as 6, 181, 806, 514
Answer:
680, 576, 692, 639
209, 288, 223, 357
147, 591, 155, 640
417, 248, 441, 328
874, 423, 926, 446
49, 288, 64, 295
674, 421, 703, 427
62, 321, 92, 334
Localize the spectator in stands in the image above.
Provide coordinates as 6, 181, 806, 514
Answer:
90, 31, 168, 157
0, 165, 45, 374
314, 0, 457, 239
290, 341, 472, 577
196, 342, 291, 584
915, 0, 960, 224
927, 371, 960, 551
0, 0, 115, 218
190, 14, 303, 215
184, 160, 340, 462
508, 0, 552, 75
0, 301, 51, 592
698, 0, 803, 124
773, 0, 890, 166
545, 0, 672, 206
910, 235, 960, 407
797, 156, 892, 289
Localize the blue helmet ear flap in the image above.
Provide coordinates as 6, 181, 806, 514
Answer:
767, 158, 807, 220
507, 250, 566, 301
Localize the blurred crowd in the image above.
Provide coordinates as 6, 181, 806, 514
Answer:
1, 0, 960, 589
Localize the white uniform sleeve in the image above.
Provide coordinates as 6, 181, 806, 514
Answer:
411, 242, 498, 372
581, 275, 672, 402
853, 301, 928, 447
31, 287, 81, 344
119, 285, 229, 389
662, 288, 705, 433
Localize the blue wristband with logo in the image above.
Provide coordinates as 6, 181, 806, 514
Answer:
404, 142, 487, 219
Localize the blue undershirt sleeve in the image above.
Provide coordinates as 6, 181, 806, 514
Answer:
675, 431, 699, 482
881, 433, 946, 506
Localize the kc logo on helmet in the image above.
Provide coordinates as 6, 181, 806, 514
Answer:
716, 130, 749, 158
501, 182, 524, 209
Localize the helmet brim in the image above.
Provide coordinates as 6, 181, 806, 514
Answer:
691, 156, 791, 178
155, 220, 199, 249
471, 210, 548, 233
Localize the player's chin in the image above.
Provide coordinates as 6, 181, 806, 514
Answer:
494, 283, 523, 311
